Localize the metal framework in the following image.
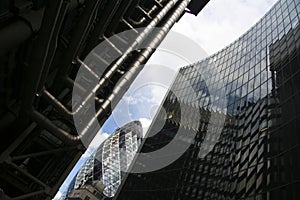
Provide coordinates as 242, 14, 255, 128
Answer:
0, 0, 204, 199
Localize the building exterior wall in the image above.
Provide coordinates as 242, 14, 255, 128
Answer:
95, 121, 143, 198
74, 153, 96, 190
67, 184, 105, 200
116, 0, 300, 199
65, 121, 143, 199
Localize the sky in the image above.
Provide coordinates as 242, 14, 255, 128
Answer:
53, 0, 278, 199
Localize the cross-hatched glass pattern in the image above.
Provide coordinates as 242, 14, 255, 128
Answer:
74, 153, 96, 190
116, 0, 300, 199
94, 121, 143, 198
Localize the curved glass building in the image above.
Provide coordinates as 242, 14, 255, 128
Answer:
116, 0, 300, 199
74, 153, 96, 190
94, 120, 143, 198
66, 121, 143, 199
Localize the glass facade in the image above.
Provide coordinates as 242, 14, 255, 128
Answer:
116, 0, 300, 199
74, 153, 96, 190
93, 121, 142, 198
65, 121, 142, 199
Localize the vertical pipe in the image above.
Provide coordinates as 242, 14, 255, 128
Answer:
53, 0, 101, 81
22, 0, 63, 111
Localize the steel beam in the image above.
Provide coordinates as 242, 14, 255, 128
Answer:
11, 147, 77, 161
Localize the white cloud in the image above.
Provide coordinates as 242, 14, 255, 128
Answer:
86, 132, 110, 153
123, 95, 139, 105
112, 26, 210, 125
139, 117, 153, 136
172, 0, 278, 55
109, 74, 167, 134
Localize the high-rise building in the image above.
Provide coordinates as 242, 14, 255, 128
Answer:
66, 121, 143, 199
65, 173, 78, 199
94, 121, 143, 198
115, 0, 300, 199
66, 181, 106, 200
74, 153, 96, 190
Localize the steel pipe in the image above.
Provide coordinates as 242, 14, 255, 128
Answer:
122, 19, 139, 33
80, 0, 123, 58
31, 0, 191, 145
36, 1, 70, 93
9, 162, 50, 190
22, 0, 64, 111
54, 0, 103, 78
128, 16, 146, 26
80, 0, 192, 138
11, 147, 77, 161
84, 0, 182, 102
42, 89, 81, 116
29, 110, 81, 145
51, 0, 182, 118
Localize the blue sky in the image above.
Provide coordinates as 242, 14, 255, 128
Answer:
53, 0, 278, 199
